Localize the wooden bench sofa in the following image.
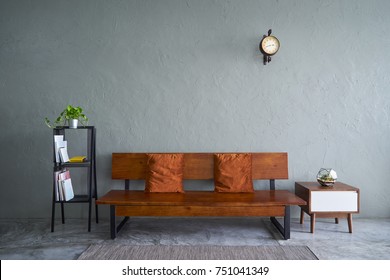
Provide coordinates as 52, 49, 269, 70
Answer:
97, 152, 306, 240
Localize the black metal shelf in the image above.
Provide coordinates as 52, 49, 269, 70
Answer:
53, 126, 95, 130
54, 161, 92, 168
54, 194, 90, 203
51, 126, 98, 232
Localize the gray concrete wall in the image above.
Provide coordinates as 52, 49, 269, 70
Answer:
1, 0, 389, 219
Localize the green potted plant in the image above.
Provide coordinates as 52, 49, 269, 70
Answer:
45, 105, 89, 128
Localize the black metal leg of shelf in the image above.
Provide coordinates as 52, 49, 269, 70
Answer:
95, 204, 99, 224
51, 201, 55, 232
61, 203, 65, 224
88, 176, 92, 232
94, 157, 98, 224
88, 181, 92, 231
88, 201, 92, 232
51, 170, 56, 232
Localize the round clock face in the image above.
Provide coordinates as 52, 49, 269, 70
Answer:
260, 36, 280, 55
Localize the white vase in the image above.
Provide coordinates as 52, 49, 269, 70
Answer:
69, 119, 78, 129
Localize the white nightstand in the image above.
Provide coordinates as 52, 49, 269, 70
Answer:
295, 182, 360, 233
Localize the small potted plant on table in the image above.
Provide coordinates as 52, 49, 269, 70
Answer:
45, 105, 88, 129
316, 168, 337, 187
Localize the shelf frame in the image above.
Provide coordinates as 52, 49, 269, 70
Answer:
51, 126, 98, 232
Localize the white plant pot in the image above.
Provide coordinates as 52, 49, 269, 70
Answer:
69, 119, 78, 129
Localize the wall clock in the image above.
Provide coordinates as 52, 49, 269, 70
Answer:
259, 29, 280, 65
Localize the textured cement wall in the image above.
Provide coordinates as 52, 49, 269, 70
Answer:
1, 0, 389, 219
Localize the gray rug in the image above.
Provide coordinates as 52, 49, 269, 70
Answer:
77, 245, 318, 260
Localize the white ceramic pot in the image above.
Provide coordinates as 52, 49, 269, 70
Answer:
69, 119, 78, 129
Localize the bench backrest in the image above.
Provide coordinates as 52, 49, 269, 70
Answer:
112, 153, 288, 180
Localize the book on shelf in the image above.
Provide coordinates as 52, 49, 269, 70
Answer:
54, 170, 62, 201
54, 135, 63, 143
55, 139, 68, 163
59, 146, 70, 163
57, 170, 71, 201
60, 178, 74, 201
69, 156, 87, 163
54, 135, 65, 163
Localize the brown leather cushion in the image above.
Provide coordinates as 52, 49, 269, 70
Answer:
145, 153, 185, 193
214, 153, 254, 192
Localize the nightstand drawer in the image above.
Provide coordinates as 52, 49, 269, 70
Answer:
311, 191, 358, 212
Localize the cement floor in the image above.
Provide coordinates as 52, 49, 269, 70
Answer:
0, 217, 389, 260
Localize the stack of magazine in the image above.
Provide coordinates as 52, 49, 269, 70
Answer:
54, 169, 74, 201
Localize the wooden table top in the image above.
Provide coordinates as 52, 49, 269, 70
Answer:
295, 181, 359, 192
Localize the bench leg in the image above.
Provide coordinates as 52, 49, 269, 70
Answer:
283, 206, 290, 239
117, 217, 129, 235
110, 205, 116, 239
270, 206, 290, 240
110, 205, 130, 239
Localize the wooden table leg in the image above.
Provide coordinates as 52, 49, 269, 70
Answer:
310, 213, 316, 233
300, 209, 304, 224
335, 218, 339, 224
348, 213, 353, 233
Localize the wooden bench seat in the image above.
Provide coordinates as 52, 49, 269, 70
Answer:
97, 153, 306, 239
98, 189, 304, 216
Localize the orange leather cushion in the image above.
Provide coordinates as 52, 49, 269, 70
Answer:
214, 153, 254, 192
145, 153, 185, 193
